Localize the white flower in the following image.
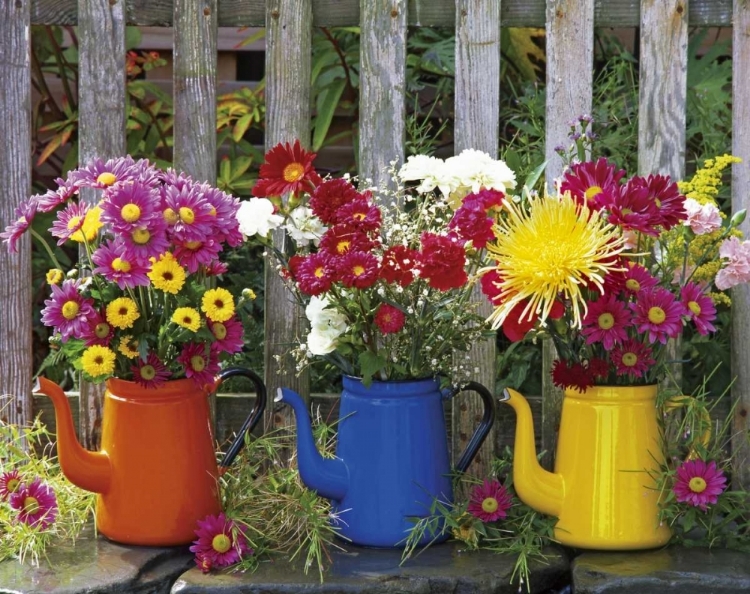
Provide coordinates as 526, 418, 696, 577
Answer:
445, 149, 517, 207
236, 198, 284, 238
397, 154, 457, 196
304, 296, 348, 355
286, 206, 327, 247
307, 327, 341, 355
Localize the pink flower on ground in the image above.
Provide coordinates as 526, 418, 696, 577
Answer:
630, 287, 684, 345
673, 459, 727, 510
374, 303, 406, 334
716, 236, 750, 290
190, 512, 252, 573
0, 470, 22, 500
683, 198, 722, 235
681, 282, 717, 335
9, 478, 58, 529
467, 479, 512, 523
581, 294, 631, 350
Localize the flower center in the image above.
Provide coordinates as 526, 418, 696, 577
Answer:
112, 257, 131, 272
185, 241, 202, 250
23, 496, 40, 514
688, 301, 701, 316
598, 312, 615, 330
584, 185, 603, 200
7, 478, 20, 493
121, 204, 141, 223
67, 215, 83, 231
96, 172, 117, 186
336, 240, 351, 254
353, 265, 365, 276
625, 279, 641, 292
94, 323, 111, 338
179, 207, 196, 224
689, 476, 707, 493
140, 365, 156, 380
190, 355, 206, 372
282, 162, 305, 183
62, 300, 80, 320
647, 306, 666, 324
211, 533, 232, 553
622, 352, 638, 367
163, 208, 179, 225
481, 497, 499, 514
314, 266, 325, 278
212, 323, 227, 340
132, 228, 151, 245
352, 212, 366, 221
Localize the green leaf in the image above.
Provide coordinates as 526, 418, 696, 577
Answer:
312, 79, 346, 151
232, 113, 254, 143
358, 350, 386, 387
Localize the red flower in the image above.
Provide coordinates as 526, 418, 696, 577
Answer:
581, 293, 631, 350
673, 459, 727, 510
630, 287, 684, 345
308, 178, 361, 224
551, 359, 594, 392
335, 251, 379, 289
319, 224, 376, 258
610, 338, 655, 378
626, 174, 686, 230
462, 189, 504, 212
380, 245, 418, 287
480, 269, 503, 305
417, 232, 467, 291
295, 253, 334, 296
448, 203, 495, 248
252, 140, 322, 198
467, 479, 512, 522
374, 303, 406, 334
587, 357, 610, 381
560, 157, 626, 210
335, 197, 382, 232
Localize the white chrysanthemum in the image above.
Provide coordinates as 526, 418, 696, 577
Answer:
397, 154, 457, 196
445, 149, 518, 207
236, 198, 284, 238
305, 296, 347, 355
286, 206, 327, 247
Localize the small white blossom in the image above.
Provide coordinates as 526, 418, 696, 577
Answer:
286, 206, 327, 247
236, 198, 284, 238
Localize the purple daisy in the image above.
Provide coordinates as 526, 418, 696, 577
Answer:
209, 316, 245, 354
156, 167, 195, 191
120, 217, 171, 263
200, 184, 243, 247
177, 342, 220, 388
189, 512, 252, 573
630, 287, 684, 345
49, 201, 90, 245
40, 279, 98, 341
467, 479, 513, 523
610, 338, 655, 378
681, 282, 717, 336
1, 198, 39, 253
35, 182, 80, 213
581, 293, 632, 350
132, 352, 172, 389
621, 263, 660, 295
161, 184, 215, 243
173, 238, 223, 274
91, 238, 151, 289
0, 470, 23, 500
67, 155, 157, 188
673, 459, 727, 510
100, 180, 161, 232
9, 477, 58, 529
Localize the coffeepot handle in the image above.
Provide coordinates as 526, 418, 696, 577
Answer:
215, 366, 268, 469
447, 381, 497, 473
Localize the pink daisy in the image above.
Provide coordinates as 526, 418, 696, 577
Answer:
177, 342, 220, 388
80, 309, 114, 347
1, 198, 38, 253
209, 316, 245, 354
200, 184, 243, 247
295, 253, 334, 296
559, 157, 626, 210
173, 237, 223, 274
467, 479, 512, 523
67, 155, 156, 188
374, 303, 406, 334
379, 245, 418, 288
100, 180, 160, 233
581, 294, 632, 350
190, 512, 252, 573
40, 279, 98, 341
9, 477, 58, 529
621, 263, 659, 296
308, 177, 362, 224
132, 352, 171, 389
49, 200, 89, 245
334, 198, 382, 232
604, 183, 660, 236
673, 459, 727, 510
610, 338, 655, 378
681, 282, 716, 336
161, 184, 215, 243
335, 251, 379, 289
35, 182, 80, 213
91, 239, 151, 289
630, 287, 684, 345
121, 217, 171, 263
626, 174, 686, 230
0, 470, 23, 500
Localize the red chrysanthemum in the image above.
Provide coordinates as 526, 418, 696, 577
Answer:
480, 269, 503, 305
681, 282, 717, 336
318, 224, 376, 258
417, 232, 467, 291
448, 203, 495, 249
587, 357, 610, 381
610, 338, 655, 378
551, 359, 594, 392
190, 512, 252, 573
380, 245, 418, 287
581, 293, 632, 350
467, 479, 512, 523
295, 253, 334, 296
630, 287, 684, 345
374, 303, 406, 334
673, 459, 727, 511
559, 157, 626, 210
308, 177, 361, 224
252, 140, 322, 198
334, 198, 382, 232
335, 251, 379, 289
462, 189, 504, 212
626, 174, 686, 230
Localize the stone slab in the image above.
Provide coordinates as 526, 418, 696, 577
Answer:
572, 547, 750, 594
170, 542, 570, 594
0, 526, 193, 594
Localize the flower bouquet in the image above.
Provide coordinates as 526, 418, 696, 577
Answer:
2, 157, 251, 389
237, 140, 518, 386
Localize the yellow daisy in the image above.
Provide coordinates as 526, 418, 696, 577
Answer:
81, 345, 116, 377
201, 287, 235, 323
485, 192, 625, 330
148, 252, 186, 294
70, 205, 104, 243
118, 335, 140, 358
172, 307, 202, 332
106, 297, 141, 329
46, 268, 65, 285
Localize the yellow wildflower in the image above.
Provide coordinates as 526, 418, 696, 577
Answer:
106, 297, 140, 329
172, 307, 202, 332
148, 252, 186, 294
81, 345, 116, 377
201, 287, 235, 323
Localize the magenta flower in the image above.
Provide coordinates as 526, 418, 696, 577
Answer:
67, 155, 156, 188
296, 253, 334, 296
559, 157, 626, 210
681, 282, 716, 335
40, 279, 98, 341
120, 217, 171, 263
318, 224, 376, 258
161, 184, 215, 243
100, 180, 161, 232
448, 202, 495, 249
630, 287, 684, 345
91, 238, 151, 289
467, 479, 513, 523
209, 316, 245, 354
1, 198, 40, 253
308, 177, 361, 224
581, 293, 631, 350
201, 184, 243, 247
621, 263, 659, 295
177, 342, 220, 388
173, 237, 223, 274
610, 338, 655, 378
9, 478, 58, 529
0, 470, 22, 500
132, 352, 172, 389
190, 512, 252, 573
35, 182, 80, 213
335, 251, 380, 289
334, 198, 382, 232
626, 174, 686, 230
605, 182, 660, 236
49, 201, 90, 245
673, 459, 727, 510
374, 303, 406, 334
80, 309, 114, 347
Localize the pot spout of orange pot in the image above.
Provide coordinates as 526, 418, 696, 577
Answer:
35, 377, 112, 494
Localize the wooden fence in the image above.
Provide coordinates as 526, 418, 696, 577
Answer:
1, 0, 749, 486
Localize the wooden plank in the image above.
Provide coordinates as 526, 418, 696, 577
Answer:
77, 0, 126, 449
263, 0, 313, 436
542, 0, 595, 470
0, 0, 34, 434
731, 0, 750, 491
173, 0, 218, 185
358, 1, 407, 191
30, 0, 733, 27
637, 0, 688, 180
452, 0, 501, 477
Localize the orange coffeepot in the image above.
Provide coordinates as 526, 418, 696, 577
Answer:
35, 367, 266, 546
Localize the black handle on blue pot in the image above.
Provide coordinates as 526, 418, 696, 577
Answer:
450, 381, 496, 474
215, 367, 267, 469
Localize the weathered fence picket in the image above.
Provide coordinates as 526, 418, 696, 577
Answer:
1, 1, 748, 486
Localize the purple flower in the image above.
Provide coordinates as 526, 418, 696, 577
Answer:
100, 180, 161, 233
40, 279, 98, 341
161, 184, 215, 243
67, 156, 157, 188
673, 459, 727, 510
189, 512, 252, 573
91, 238, 151, 289
10, 478, 58, 529
1, 198, 38, 252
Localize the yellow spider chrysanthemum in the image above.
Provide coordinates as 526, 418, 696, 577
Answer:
81, 345, 116, 377
148, 252, 186, 294
485, 192, 625, 330
70, 205, 104, 243
172, 307, 202, 332
118, 335, 140, 358
106, 297, 141, 329
201, 287, 235, 323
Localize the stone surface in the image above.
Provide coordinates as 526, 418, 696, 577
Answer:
0, 526, 193, 594
170, 542, 570, 594
572, 547, 750, 593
